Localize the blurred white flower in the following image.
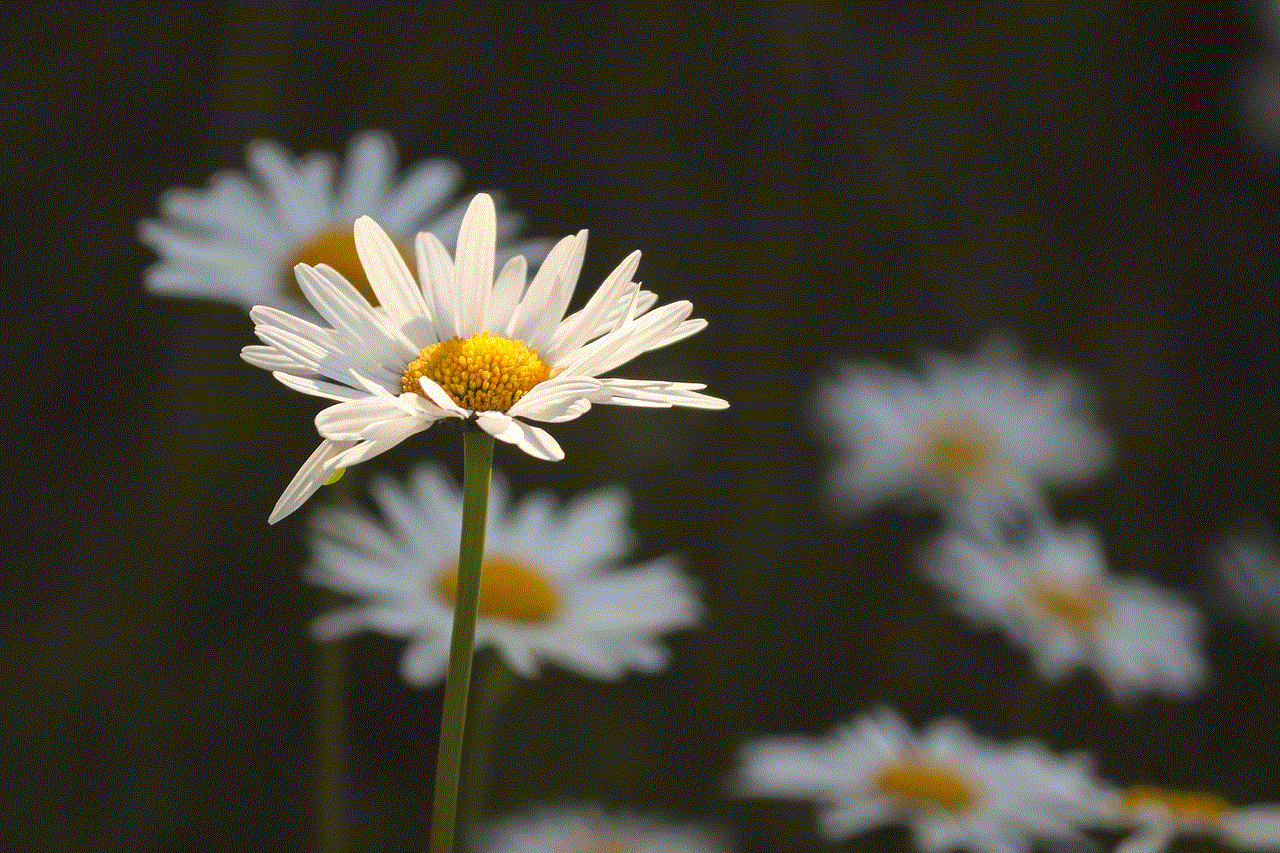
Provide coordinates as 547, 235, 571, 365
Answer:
923, 521, 1206, 702
737, 707, 1105, 853
1212, 521, 1280, 638
1110, 786, 1280, 853
307, 464, 701, 686
477, 805, 727, 853
140, 130, 550, 312
813, 338, 1110, 518
244, 193, 726, 522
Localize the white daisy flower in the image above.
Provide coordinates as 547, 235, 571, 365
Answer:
1109, 785, 1280, 853
813, 339, 1110, 517
139, 130, 550, 312
737, 708, 1105, 853
306, 464, 701, 686
1212, 521, 1280, 638
477, 805, 727, 853
922, 521, 1206, 701
244, 192, 726, 522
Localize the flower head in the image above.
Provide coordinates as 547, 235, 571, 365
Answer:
737, 708, 1105, 853
477, 806, 727, 853
245, 193, 726, 522
140, 131, 549, 312
1109, 785, 1280, 853
814, 339, 1110, 517
922, 521, 1206, 701
306, 464, 701, 685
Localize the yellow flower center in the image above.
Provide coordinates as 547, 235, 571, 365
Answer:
285, 227, 413, 306
1119, 785, 1231, 822
872, 760, 978, 813
914, 416, 1003, 485
1027, 576, 1110, 633
433, 557, 560, 622
402, 332, 552, 412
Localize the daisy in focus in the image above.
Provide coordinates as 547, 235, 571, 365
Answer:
140, 130, 549, 312
1108, 785, 1280, 853
245, 192, 726, 522
737, 707, 1104, 853
922, 521, 1206, 701
306, 464, 701, 686
813, 339, 1110, 518
1212, 520, 1280, 638
477, 805, 727, 853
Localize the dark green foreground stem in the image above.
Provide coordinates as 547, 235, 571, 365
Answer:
430, 430, 495, 853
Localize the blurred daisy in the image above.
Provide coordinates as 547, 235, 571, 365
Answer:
813, 339, 1110, 517
477, 805, 727, 853
737, 707, 1104, 853
1110, 785, 1280, 853
922, 521, 1206, 701
140, 130, 549, 312
245, 192, 726, 522
307, 464, 700, 686
1212, 520, 1280, 638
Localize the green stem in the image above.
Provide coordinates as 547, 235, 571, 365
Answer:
315, 585, 349, 853
456, 649, 520, 853
430, 429, 495, 853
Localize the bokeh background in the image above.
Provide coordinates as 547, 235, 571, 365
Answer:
2, 2, 1279, 850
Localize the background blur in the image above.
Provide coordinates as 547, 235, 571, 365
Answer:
2, 2, 1279, 850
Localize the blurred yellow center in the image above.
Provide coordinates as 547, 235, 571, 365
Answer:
433, 557, 559, 622
285, 227, 412, 306
1120, 786, 1230, 821
873, 760, 976, 812
402, 332, 551, 412
915, 417, 1002, 484
1028, 577, 1110, 632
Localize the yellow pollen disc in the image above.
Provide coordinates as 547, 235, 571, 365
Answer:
1028, 576, 1110, 632
402, 332, 551, 412
285, 227, 413, 306
914, 416, 1003, 485
873, 760, 977, 813
1120, 785, 1230, 821
434, 557, 559, 623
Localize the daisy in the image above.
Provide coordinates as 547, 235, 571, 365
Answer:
922, 521, 1206, 701
813, 338, 1110, 517
477, 805, 727, 853
1109, 785, 1280, 853
306, 464, 701, 686
139, 130, 549, 312
244, 192, 726, 522
1212, 520, 1280, 638
737, 707, 1105, 853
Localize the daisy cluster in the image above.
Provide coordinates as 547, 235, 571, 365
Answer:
143, 133, 1279, 853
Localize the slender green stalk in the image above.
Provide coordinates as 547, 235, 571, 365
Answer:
315, 585, 349, 853
431, 429, 496, 853
456, 649, 520, 853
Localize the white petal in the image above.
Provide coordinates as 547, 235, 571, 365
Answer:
1224, 806, 1280, 849
488, 254, 527, 332
381, 158, 463, 233
475, 413, 564, 461
453, 193, 496, 336
545, 249, 641, 363
338, 130, 395, 218
354, 216, 430, 324
416, 230, 459, 340
272, 371, 367, 402
507, 377, 599, 422
270, 439, 357, 524
315, 397, 410, 440
505, 231, 583, 343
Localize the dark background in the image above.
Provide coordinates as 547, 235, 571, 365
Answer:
2, 2, 1278, 851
